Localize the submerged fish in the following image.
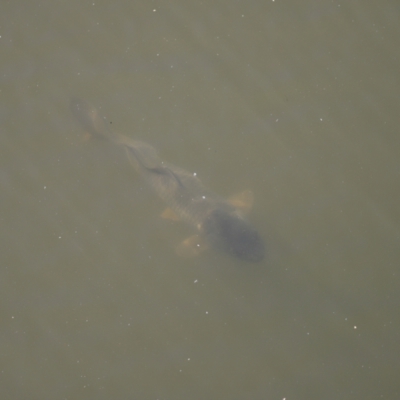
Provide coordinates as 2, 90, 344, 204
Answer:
70, 98, 265, 262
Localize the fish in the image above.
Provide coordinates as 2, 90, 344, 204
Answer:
70, 98, 265, 262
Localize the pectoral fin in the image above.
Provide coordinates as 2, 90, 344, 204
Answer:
176, 235, 209, 257
228, 190, 254, 214
161, 207, 181, 221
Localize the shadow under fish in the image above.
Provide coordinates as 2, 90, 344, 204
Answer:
70, 98, 265, 262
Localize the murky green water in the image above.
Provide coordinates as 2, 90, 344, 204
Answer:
1, 1, 399, 399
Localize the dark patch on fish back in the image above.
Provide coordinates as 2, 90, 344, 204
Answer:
202, 209, 265, 262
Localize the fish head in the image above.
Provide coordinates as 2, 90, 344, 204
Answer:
202, 209, 265, 262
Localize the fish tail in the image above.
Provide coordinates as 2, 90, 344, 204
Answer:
70, 97, 117, 141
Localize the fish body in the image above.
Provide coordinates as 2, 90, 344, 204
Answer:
70, 98, 265, 262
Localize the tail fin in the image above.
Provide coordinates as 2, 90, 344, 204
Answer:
70, 98, 116, 141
